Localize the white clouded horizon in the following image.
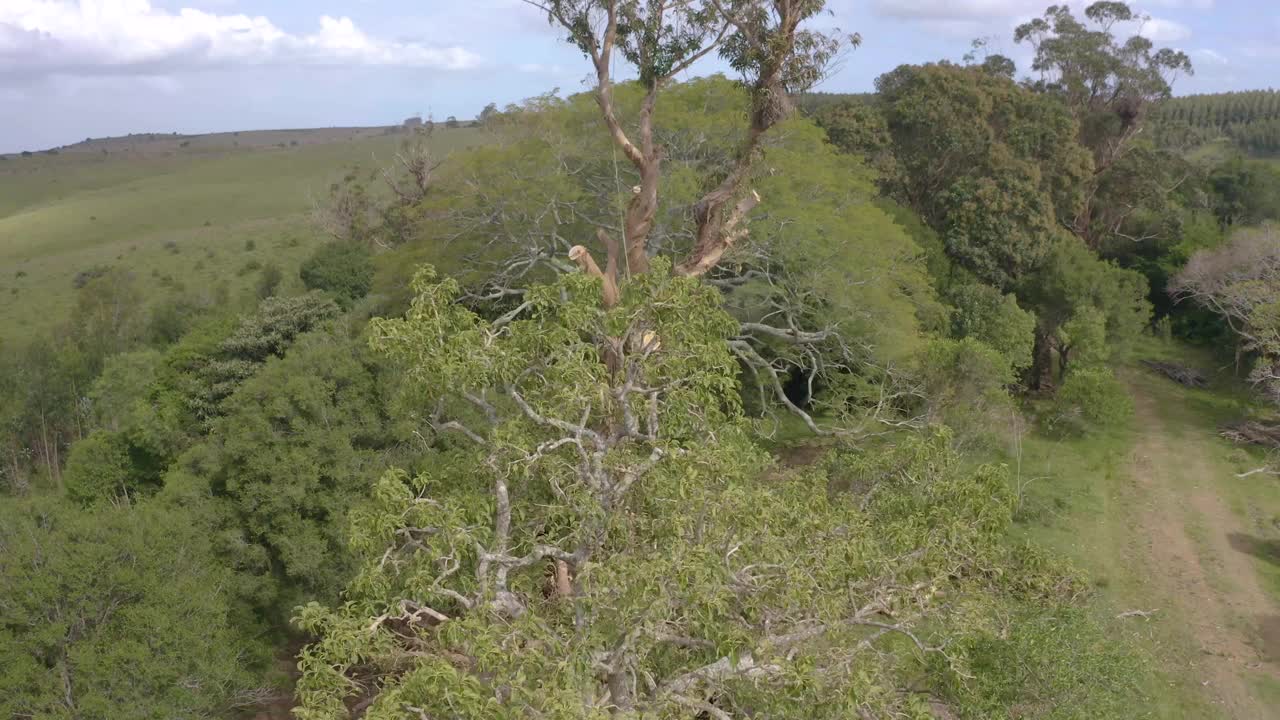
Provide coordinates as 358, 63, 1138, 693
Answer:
871, 0, 1195, 42
0, 0, 483, 78
0, 0, 1267, 154
872, 0, 1212, 20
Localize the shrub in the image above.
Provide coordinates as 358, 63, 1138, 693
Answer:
1049, 367, 1134, 435
299, 240, 374, 307
931, 602, 1141, 719
256, 262, 283, 299
915, 337, 1016, 449
244, 238, 256, 252
75, 265, 113, 290
237, 259, 262, 276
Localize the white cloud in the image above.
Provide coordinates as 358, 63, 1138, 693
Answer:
1192, 48, 1228, 65
1242, 45, 1280, 61
1141, 0, 1213, 8
0, 0, 482, 78
1130, 17, 1191, 43
872, 0, 1208, 26
517, 62, 566, 74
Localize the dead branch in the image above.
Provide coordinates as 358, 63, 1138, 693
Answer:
1140, 360, 1208, 388
1220, 421, 1280, 449
1115, 609, 1158, 619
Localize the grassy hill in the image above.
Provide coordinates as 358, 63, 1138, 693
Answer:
0, 126, 483, 340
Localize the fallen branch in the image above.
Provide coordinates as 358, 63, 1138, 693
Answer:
1140, 360, 1208, 388
1220, 421, 1280, 449
1115, 609, 1158, 619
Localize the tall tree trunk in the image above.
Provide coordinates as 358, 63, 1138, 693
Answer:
70, 376, 84, 442
1030, 327, 1058, 392
39, 406, 55, 485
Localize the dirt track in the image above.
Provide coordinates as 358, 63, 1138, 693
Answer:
1126, 376, 1280, 718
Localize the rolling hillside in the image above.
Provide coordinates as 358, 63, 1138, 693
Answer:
0, 126, 483, 340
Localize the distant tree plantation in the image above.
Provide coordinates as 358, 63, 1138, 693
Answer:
1153, 90, 1280, 156
4, 1, 1280, 718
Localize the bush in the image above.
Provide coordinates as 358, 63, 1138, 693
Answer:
931, 602, 1141, 719
73, 265, 112, 289
915, 337, 1016, 449
299, 240, 374, 307
1049, 367, 1134, 435
256, 262, 283, 299
244, 238, 256, 252
237, 259, 262, 276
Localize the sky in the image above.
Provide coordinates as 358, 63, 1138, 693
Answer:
1, 0, 1276, 153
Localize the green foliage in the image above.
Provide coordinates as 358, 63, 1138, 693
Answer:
256, 261, 284, 299
1058, 305, 1111, 372
1207, 156, 1280, 227
744, 117, 946, 362
386, 78, 940, 420
931, 601, 1140, 719
63, 430, 135, 505
291, 266, 1126, 718
0, 499, 267, 718
949, 283, 1037, 371
89, 349, 162, 433
1022, 236, 1152, 378
812, 99, 896, 176
875, 62, 1091, 288
300, 240, 374, 307
201, 292, 342, 408
69, 267, 145, 371
1050, 367, 1135, 435
914, 337, 1016, 449
1153, 90, 1280, 156
1014, 2, 1192, 248
162, 330, 390, 614
0, 336, 94, 492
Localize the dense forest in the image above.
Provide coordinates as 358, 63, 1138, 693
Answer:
3, 2, 1280, 719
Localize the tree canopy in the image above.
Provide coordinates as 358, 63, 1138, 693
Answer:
0, 499, 268, 719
